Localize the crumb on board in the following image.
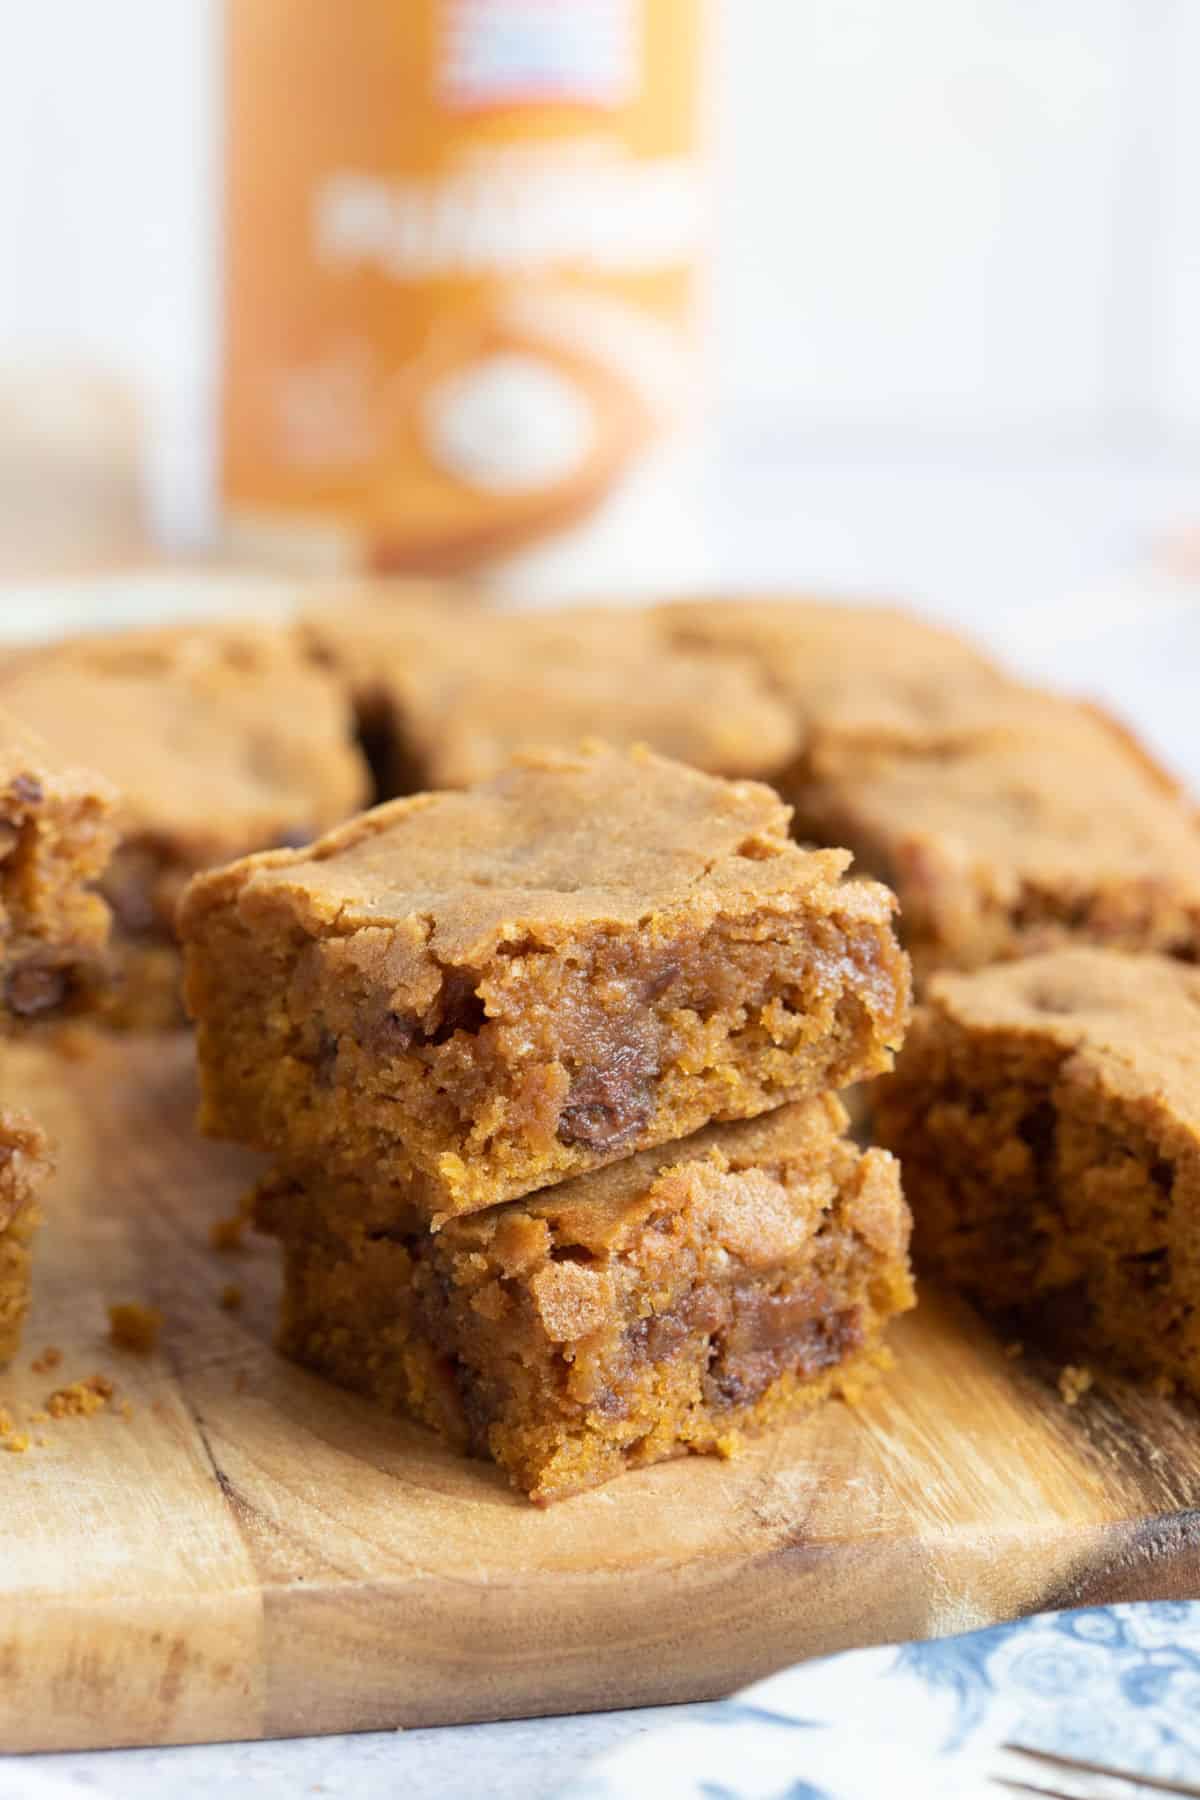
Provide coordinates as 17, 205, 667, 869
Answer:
210, 1211, 248, 1253
1058, 1363, 1094, 1406
46, 1374, 115, 1419
0, 1405, 29, 1454
1004, 1341, 1024, 1360
219, 1283, 244, 1312
30, 1346, 62, 1374
108, 1302, 164, 1354
120, 1400, 134, 1421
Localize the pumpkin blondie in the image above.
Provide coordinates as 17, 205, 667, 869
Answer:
300, 600, 800, 794
874, 947, 1200, 1395
1, 710, 116, 1025
2, 623, 369, 1025
655, 600, 1200, 979
0, 1111, 50, 1365
655, 596, 1022, 754
255, 1096, 914, 1502
790, 709, 1200, 981
181, 745, 910, 1223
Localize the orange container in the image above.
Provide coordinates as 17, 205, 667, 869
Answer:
221, 0, 706, 587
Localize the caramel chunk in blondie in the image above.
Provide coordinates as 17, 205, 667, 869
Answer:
875, 947, 1200, 1394
256, 1096, 914, 1502
182, 744, 909, 1221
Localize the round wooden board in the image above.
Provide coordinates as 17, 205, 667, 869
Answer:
2, 1033, 1199, 1752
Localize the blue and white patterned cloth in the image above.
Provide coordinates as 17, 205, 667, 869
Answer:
563, 1603, 1200, 1799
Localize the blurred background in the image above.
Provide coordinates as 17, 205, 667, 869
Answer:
1, 1, 1198, 731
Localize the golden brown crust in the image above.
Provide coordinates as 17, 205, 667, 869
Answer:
655, 595, 1020, 753
655, 601, 1200, 977
300, 599, 802, 793
402, 611, 800, 789
2, 622, 368, 882
183, 741, 862, 957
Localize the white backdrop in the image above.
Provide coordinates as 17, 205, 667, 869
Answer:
3, 0, 1200, 496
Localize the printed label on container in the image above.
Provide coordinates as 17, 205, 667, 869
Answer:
221, 0, 703, 576
439, 0, 636, 110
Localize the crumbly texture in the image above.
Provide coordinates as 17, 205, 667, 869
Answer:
182, 744, 910, 1223
45, 1374, 115, 1419
1, 711, 116, 1026
0, 1110, 51, 1365
790, 712, 1200, 981
256, 1096, 915, 1503
301, 601, 801, 795
874, 947, 1200, 1395
1, 623, 369, 1026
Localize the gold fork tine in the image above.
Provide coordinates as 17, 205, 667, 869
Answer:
993, 1743, 1200, 1800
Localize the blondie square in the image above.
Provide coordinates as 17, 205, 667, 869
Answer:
656, 596, 1023, 753
790, 715, 1200, 981
0, 1110, 50, 1364
391, 610, 799, 790
255, 1096, 914, 1502
874, 948, 1200, 1394
301, 600, 800, 794
2, 623, 369, 1025
181, 745, 910, 1222
1, 711, 116, 1025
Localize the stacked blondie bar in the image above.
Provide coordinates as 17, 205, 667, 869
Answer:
0, 712, 117, 1361
181, 743, 914, 1501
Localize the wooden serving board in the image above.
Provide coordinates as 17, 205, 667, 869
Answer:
2, 1035, 1200, 1754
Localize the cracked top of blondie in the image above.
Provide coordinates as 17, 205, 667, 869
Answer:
920, 948, 1200, 1129
1, 621, 368, 861
180, 742, 897, 966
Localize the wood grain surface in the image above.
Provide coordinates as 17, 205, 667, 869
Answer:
2, 1033, 1199, 1753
